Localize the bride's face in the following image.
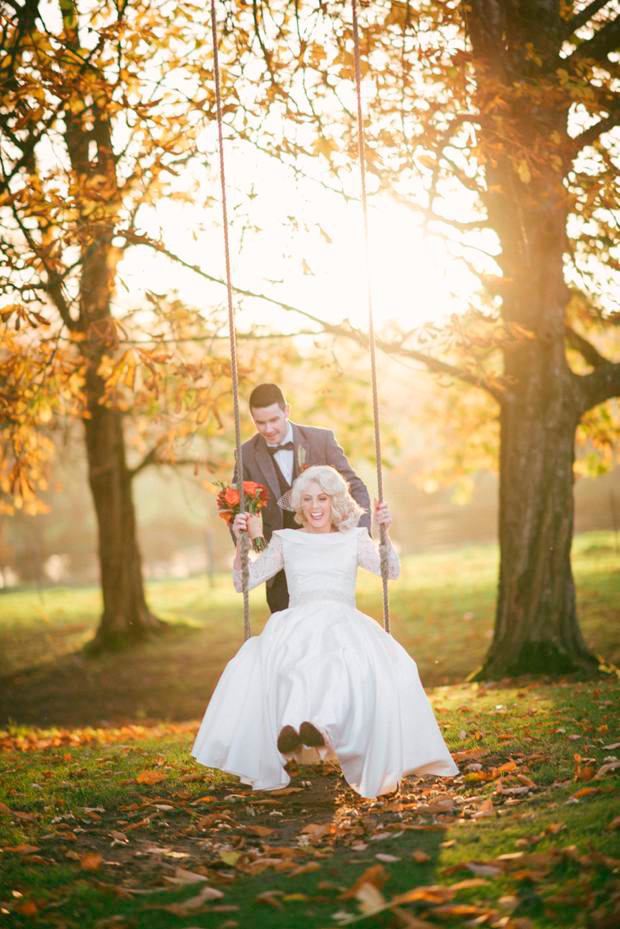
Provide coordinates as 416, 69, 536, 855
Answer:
300, 480, 332, 532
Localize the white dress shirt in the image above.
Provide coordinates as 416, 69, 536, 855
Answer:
267, 422, 294, 486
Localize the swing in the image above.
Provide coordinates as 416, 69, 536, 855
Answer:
210, 0, 391, 638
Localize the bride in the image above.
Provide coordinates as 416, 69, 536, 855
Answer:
192, 465, 458, 798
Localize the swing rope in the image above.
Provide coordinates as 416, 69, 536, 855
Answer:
210, 0, 251, 641
210, 0, 390, 638
351, 0, 391, 634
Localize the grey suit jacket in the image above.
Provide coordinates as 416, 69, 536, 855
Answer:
232, 422, 371, 539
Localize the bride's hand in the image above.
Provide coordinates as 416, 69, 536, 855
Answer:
374, 500, 392, 532
233, 512, 263, 541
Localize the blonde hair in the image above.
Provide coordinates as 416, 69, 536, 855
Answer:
290, 465, 365, 531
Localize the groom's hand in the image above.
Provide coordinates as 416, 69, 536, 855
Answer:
232, 513, 250, 540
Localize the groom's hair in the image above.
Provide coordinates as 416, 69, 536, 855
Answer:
249, 383, 286, 411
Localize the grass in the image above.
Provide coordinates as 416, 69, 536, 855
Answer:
0, 530, 618, 927
0, 530, 618, 728
1, 680, 619, 928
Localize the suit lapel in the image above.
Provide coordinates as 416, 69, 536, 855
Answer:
292, 423, 310, 478
254, 437, 281, 503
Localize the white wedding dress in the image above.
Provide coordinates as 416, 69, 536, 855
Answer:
192, 527, 458, 798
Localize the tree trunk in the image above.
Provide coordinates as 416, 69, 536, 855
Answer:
465, 0, 600, 678
84, 368, 161, 652
475, 373, 598, 678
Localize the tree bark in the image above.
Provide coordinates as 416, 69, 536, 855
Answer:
53, 0, 161, 651
476, 377, 598, 677
83, 378, 161, 652
465, 0, 601, 678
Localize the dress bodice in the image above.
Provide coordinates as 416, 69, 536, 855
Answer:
233, 527, 399, 607
280, 530, 359, 606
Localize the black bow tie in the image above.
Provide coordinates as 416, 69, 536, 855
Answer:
267, 441, 294, 454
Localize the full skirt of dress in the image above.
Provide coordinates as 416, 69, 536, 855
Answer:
192, 598, 458, 798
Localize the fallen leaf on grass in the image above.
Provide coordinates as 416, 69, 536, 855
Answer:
571, 786, 601, 800
595, 759, 620, 779
290, 861, 321, 876
411, 850, 431, 863
573, 754, 597, 781
136, 770, 166, 785
395, 885, 456, 905
245, 824, 274, 837
124, 816, 151, 831
608, 816, 620, 830
220, 851, 241, 867
465, 862, 503, 878
14, 901, 38, 916
191, 795, 217, 805
343, 864, 387, 898
431, 903, 491, 919
450, 878, 489, 890
256, 890, 284, 909
302, 822, 333, 840
80, 852, 103, 871
164, 867, 208, 885
376, 853, 400, 862
2, 844, 41, 855
269, 786, 304, 796
355, 882, 386, 915
161, 884, 224, 914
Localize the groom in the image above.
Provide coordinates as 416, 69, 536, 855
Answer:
232, 383, 371, 613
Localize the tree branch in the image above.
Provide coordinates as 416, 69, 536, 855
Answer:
578, 361, 620, 413
567, 13, 620, 66
122, 232, 503, 403
572, 98, 620, 150
564, 0, 613, 37
565, 324, 611, 368
129, 442, 217, 479
128, 442, 164, 479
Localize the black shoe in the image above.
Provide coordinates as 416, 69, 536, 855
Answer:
299, 721, 325, 748
277, 725, 302, 754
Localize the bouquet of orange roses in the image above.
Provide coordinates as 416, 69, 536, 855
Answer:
214, 481, 269, 551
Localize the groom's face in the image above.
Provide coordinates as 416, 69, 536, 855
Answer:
251, 402, 290, 444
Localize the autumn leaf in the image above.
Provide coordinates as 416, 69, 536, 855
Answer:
136, 769, 166, 785
219, 850, 241, 867
80, 852, 103, 871
301, 822, 332, 840
14, 901, 38, 917
394, 885, 456, 905
343, 864, 387, 898
161, 884, 224, 914
355, 882, 386, 916
411, 850, 431, 863
2, 844, 41, 855
290, 861, 321, 876
245, 824, 274, 837
164, 867, 208, 885
573, 754, 597, 781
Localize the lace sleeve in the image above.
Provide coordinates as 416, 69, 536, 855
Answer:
357, 528, 400, 580
232, 533, 284, 592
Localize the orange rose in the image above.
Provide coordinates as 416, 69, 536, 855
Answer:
224, 487, 240, 506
